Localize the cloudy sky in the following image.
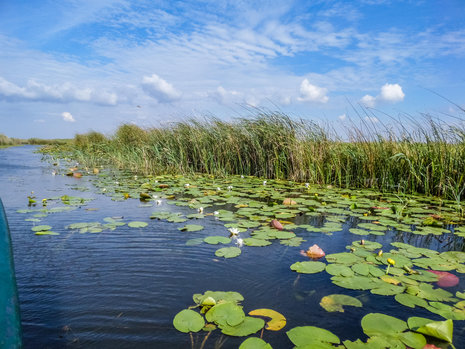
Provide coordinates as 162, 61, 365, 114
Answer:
0, 0, 464, 138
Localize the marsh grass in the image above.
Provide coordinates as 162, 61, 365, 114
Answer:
54, 110, 465, 200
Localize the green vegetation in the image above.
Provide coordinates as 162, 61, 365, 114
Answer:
0, 133, 70, 148
47, 111, 465, 200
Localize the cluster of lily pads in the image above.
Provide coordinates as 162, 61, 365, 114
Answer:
174, 291, 457, 348
291, 239, 465, 322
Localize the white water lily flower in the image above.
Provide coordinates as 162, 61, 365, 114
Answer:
152, 195, 158, 199
213, 211, 219, 215
241, 175, 244, 179
154, 180, 158, 183
305, 183, 309, 188
198, 207, 204, 214
263, 180, 267, 186
217, 187, 221, 191
156, 199, 162, 205
52, 170, 57, 176
184, 183, 190, 188
236, 238, 244, 247
134, 175, 138, 180
227, 185, 233, 191
229, 227, 240, 236
102, 188, 106, 192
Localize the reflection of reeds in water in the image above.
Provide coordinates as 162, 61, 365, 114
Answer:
52, 110, 465, 201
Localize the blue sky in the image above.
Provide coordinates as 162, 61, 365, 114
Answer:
0, 0, 464, 138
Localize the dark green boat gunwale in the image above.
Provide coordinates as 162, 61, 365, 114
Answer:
0, 198, 22, 348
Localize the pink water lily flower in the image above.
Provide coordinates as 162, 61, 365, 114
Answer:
300, 244, 325, 260
427, 270, 459, 288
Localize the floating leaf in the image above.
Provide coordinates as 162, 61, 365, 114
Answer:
219, 316, 265, 337
290, 261, 326, 274
128, 221, 148, 228
248, 309, 286, 331
286, 326, 340, 347
31, 225, 52, 232
173, 309, 205, 333
319, 294, 362, 312
204, 236, 231, 245
193, 291, 244, 305
215, 247, 242, 258
35, 231, 59, 235
408, 317, 453, 343
206, 302, 245, 327
239, 337, 272, 349
178, 224, 204, 232
244, 238, 272, 247
394, 293, 428, 308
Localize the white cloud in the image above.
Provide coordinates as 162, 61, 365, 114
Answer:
379, 83, 405, 102
0, 76, 118, 105
61, 112, 75, 122
361, 94, 376, 107
338, 113, 347, 120
365, 116, 379, 123
141, 74, 181, 103
297, 79, 328, 103
360, 83, 404, 107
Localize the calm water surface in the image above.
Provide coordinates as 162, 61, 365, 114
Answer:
1, 146, 464, 348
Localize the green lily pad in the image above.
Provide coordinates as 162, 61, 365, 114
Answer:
178, 224, 204, 232
128, 221, 148, 228
173, 309, 205, 333
193, 291, 244, 305
239, 337, 272, 349
394, 293, 428, 308
31, 225, 52, 232
215, 247, 242, 258
325, 252, 362, 265
244, 238, 272, 247
319, 294, 362, 312
219, 316, 265, 337
290, 261, 326, 274
408, 317, 453, 343
205, 302, 245, 327
35, 231, 59, 235
326, 264, 354, 277
204, 236, 231, 245
361, 313, 407, 338
286, 326, 340, 347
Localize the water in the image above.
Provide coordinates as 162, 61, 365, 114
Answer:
1, 146, 464, 348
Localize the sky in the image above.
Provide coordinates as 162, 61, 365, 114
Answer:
0, 0, 464, 138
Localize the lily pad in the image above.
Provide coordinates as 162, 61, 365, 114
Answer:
290, 261, 326, 274
128, 221, 148, 228
239, 337, 272, 349
219, 316, 265, 337
31, 225, 52, 232
215, 247, 242, 258
244, 238, 272, 247
248, 309, 286, 331
178, 224, 204, 232
205, 302, 245, 327
286, 326, 340, 347
173, 309, 205, 333
408, 317, 453, 343
319, 294, 362, 312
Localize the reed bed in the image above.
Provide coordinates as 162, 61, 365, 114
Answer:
53, 111, 465, 200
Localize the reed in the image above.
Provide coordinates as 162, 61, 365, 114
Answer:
56, 111, 465, 200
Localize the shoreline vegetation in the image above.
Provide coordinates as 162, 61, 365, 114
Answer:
0, 133, 69, 148
42, 111, 465, 201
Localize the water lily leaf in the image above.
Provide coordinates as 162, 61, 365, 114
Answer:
280, 237, 305, 246
215, 247, 242, 258
35, 231, 59, 235
239, 337, 272, 349
331, 275, 382, 290
395, 293, 428, 308
398, 331, 427, 349
406, 283, 454, 302
370, 283, 405, 296
319, 294, 362, 312
248, 309, 286, 331
204, 236, 231, 245
286, 326, 340, 347
326, 264, 354, 277
244, 238, 272, 247
351, 263, 370, 276
206, 302, 245, 327
408, 317, 453, 343
31, 225, 52, 231
325, 252, 362, 265
128, 221, 148, 228
173, 309, 205, 333
193, 291, 244, 305
361, 313, 407, 338
290, 261, 326, 274
178, 224, 204, 232
219, 316, 265, 337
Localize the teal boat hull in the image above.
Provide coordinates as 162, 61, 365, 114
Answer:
0, 198, 22, 348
